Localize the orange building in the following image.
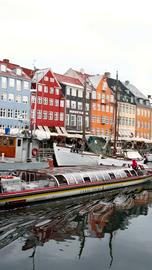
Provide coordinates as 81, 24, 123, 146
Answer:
90, 73, 114, 139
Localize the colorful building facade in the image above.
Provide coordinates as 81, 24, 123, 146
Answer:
0, 59, 31, 129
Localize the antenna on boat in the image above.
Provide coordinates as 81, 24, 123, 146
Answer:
113, 71, 119, 156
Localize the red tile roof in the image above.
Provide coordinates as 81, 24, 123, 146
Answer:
54, 73, 83, 87
0, 59, 31, 80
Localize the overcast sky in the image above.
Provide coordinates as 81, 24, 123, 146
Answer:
0, 0, 152, 95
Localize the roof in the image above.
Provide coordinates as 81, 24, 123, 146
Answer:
0, 59, 31, 80
54, 73, 83, 88
124, 82, 147, 99
89, 74, 103, 88
32, 68, 61, 88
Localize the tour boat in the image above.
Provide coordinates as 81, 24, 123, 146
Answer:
0, 164, 152, 208
53, 142, 144, 167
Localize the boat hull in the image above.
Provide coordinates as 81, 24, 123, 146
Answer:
0, 175, 151, 207
53, 143, 144, 167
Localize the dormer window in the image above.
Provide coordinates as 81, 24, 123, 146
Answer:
1, 64, 6, 72
16, 68, 22, 76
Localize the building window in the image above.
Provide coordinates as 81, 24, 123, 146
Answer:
48, 111, 53, 120
38, 97, 42, 104
92, 91, 96, 99
44, 86, 48, 93
16, 95, 21, 103
56, 88, 59, 95
97, 104, 100, 111
9, 78, 15, 88
85, 116, 89, 128
60, 112, 64, 121
55, 99, 59, 106
78, 102, 82, 110
50, 87, 54, 94
38, 84, 42, 91
49, 98, 53, 106
43, 111, 47, 119
54, 112, 59, 120
8, 93, 14, 102
16, 80, 21, 91
86, 91, 90, 99
92, 103, 96, 110
78, 90, 83, 97
66, 88, 70, 95
66, 114, 69, 125
0, 93, 7, 101
43, 97, 48, 105
102, 81, 107, 90
23, 81, 29, 90
15, 110, 20, 118
70, 114, 76, 126
44, 76, 49, 81
16, 68, 22, 75
37, 110, 42, 119
1, 64, 6, 72
1, 77, 7, 89
50, 78, 55, 82
66, 100, 70, 108
23, 96, 28, 104
72, 88, 77, 96
77, 115, 82, 129
106, 105, 109, 112
60, 100, 64, 107
0, 108, 6, 117
102, 105, 105, 112
86, 103, 89, 111
71, 101, 76, 109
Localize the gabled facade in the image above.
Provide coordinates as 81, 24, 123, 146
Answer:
124, 81, 151, 139
64, 68, 93, 132
0, 58, 31, 129
89, 73, 114, 138
107, 77, 136, 138
30, 69, 65, 129
54, 73, 86, 132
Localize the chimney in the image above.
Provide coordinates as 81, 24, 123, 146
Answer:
104, 72, 111, 78
3, 59, 10, 63
125, 80, 130, 85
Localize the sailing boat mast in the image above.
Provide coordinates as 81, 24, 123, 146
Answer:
82, 74, 87, 146
113, 71, 119, 155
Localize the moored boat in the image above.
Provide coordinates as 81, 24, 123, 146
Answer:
53, 142, 145, 167
0, 164, 152, 208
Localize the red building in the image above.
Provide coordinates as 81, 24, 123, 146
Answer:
29, 68, 65, 130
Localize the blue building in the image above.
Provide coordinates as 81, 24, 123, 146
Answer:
0, 59, 31, 130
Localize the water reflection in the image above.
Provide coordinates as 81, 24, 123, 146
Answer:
0, 182, 152, 269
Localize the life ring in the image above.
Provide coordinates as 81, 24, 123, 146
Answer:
32, 148, 39, 157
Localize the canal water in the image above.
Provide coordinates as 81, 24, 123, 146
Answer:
0, 181, 152, 270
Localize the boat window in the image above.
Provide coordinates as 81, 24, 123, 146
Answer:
108, 173, 116, 179
72, 173, 84, 184
96, 171, 104, 181
54, 175, 68, 185
63, 174, 77, 184
130, 170, 137, 176
136, 169, 144, 176
101, 172, 111, 181
87, 172, 98, 182
81, 174, 91, 182
124, 170, 131, 177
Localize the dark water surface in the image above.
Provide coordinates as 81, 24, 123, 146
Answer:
1, 180, 152, 270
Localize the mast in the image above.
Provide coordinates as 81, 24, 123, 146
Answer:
82, 74, 87, 147
113, 71, 119, 155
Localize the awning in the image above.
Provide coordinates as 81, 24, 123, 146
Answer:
37, 126, 44, 131
55, 126, 63, 134
60, 127, 68, 136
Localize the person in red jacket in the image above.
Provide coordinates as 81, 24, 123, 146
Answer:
132, 159, 137, 170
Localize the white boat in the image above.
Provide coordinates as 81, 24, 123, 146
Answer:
53, 143, 145, 167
